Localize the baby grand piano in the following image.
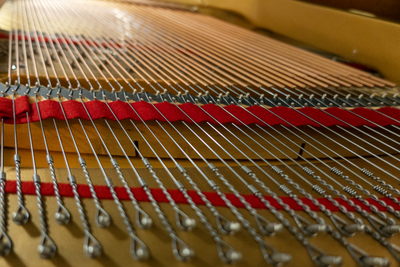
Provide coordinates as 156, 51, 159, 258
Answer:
0, 0, 399, 266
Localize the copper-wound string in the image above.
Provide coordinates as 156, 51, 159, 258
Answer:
2, 0, 400, 265
7, 0, 397, 96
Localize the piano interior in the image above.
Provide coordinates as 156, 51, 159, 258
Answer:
0, 0, 399, 266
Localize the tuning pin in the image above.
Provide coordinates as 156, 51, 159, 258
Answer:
342, 224, 365, 235
172, 234, 194, 262
38, 233, 57, 259
225, 250, 242, 264
133, 246, 149, 261
367, 215, 397, 237
386, 243, 400, 262
259, 239, 292, 265
330, 213, 361, 236
318, 255, 343, 266
182, 217, 196, 230
216, 214, 241, 235
304, 224, 328, 235
270, 252, 292, 265
95, 207, 111, 228
181, 247, 194, 259
140, 217, 153, 230
217, 239, 242, 264
0, 232, 12, 256
223, 221, 241, 234
137, 209, 152, 230
131, 237, 149, 261
38, 245, 55, 259
55, 204, 70, 225
176, 209, 196, 231
84, 232, 102, 258
348, 243, 389, 267
306, 244, 342, 266
264, 223, 283, 235
254, 213, 282, 236
381, 225, 400, 235
362, 256, 390, 267
295, 214, 327, 236
12, 205, 30, 225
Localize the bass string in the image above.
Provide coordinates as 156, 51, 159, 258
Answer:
2, 0, 400, 265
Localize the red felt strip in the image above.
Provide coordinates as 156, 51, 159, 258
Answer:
3, 180, 400, 212
1, 96, 400, 128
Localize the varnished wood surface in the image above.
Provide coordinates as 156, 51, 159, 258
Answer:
168, 0, 400, 84
2, 110, 400, 162
298, 0, 400, 23
0, 153, 399, 267
0, 0, 397, 264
